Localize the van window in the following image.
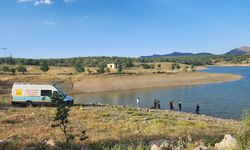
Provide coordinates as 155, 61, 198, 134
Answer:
53, 91, 63, 98
41, 90, 52, 97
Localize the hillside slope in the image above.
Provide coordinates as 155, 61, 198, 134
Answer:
225, 46, 250, 55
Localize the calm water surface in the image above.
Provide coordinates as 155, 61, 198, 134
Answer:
72, 66, 250, 119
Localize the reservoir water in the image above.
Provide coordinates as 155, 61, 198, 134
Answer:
72, 66, 250, 119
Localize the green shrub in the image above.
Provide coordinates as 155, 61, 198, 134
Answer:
125, 60, 134, 68
17, 65, 27, 74
74, 62, 85, 73
97, 63, 106, 74
2, 66, 9, 72
10, 68, 16, 75
141, 64, 151, 69
237, 108, 250, 149
40, 61, 49, 72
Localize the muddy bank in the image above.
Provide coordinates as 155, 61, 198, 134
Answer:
72, 72, 241, 93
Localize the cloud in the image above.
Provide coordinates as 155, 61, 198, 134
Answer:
34, 0, 53, 5
17, 0, 34, 3
17, 0, 53, 5
43, 21, 57, 25
17, 0, 74, 5
64, 0, 74, 3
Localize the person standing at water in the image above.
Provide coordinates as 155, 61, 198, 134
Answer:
195, 104, 200, 115
178, 101, 182, 111
136, 97, 140, 109
157, 99, 161, 109
153, 99, 157, 109
169, 101, 174, 110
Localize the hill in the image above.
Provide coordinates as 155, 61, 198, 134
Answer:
140, 52, 214, 58
225, 46, 250, 55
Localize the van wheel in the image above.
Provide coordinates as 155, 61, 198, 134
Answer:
26, 101, 33, 107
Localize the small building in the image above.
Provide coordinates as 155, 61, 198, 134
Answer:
107, 63, 121, 70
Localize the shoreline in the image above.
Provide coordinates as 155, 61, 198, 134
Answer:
72, 72, 242, 93
196, 64, 250, 70
214, 63, 250, 67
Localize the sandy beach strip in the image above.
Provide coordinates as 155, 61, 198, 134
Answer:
72, 72, 242, 93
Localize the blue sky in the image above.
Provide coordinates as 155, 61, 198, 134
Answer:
0, 0, 250, 58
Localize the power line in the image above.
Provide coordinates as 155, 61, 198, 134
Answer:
1, 48, 8, 64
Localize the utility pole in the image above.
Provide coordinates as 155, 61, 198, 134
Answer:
1, 48, 7, 64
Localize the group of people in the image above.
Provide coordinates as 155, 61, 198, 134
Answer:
153, 99, 161, 109
136, 97, 200, 115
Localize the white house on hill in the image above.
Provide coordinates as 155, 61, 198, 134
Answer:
107, 63, 121, 70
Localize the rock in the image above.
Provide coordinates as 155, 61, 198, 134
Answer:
0, 140, 6, 145
0, 140, 7, 149
20, 147, 36, 150
81, 147, 92, 150
149, 139, 186, 150
194, 145, 207, 150
160, 141, 170, 149
214, 134, 237, 150
151, 144, 161, 150
46, 139, 55, 147
149, 140, 162, 147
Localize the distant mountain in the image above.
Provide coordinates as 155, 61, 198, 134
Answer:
195, 52, 214, 56
166, 52, 194, 56
140, 52, 214, 58
225, 46, 250, 55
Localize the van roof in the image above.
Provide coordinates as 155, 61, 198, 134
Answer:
13, 82, 56, 86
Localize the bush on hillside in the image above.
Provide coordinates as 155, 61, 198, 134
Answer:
40, 61, 49, 72
74, 63, 85, 73
17, 65, 27, 74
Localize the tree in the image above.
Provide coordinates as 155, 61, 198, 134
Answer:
157, 64, 161, 68
17, 65, 27, 74
74, 63, 84, 73
51, 92, 73, 144
51, 92, 87, 146
7, 55, 15, 65
190, 65, 196, 72
2, 66, 9, 72
141, 64, 151, 69
40, 61, 49, 72
176, 64, 181, 70
118, 65, 122, 73
183, 65, 188, 72
105, 68, 111, 73
171, 63, 180, 70
97, 64, 105, 74
125, 60, 134, 68
10, 68, 16, 75
171, 63, 176, 70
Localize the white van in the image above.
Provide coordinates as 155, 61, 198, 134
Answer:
11, 83, 74, 106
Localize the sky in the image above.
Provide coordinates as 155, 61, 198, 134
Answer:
0, 0, 250, 58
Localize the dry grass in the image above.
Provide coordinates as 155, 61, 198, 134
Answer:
0, 95, 240, 149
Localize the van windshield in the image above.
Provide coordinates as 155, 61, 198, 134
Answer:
53, 85, 67, 97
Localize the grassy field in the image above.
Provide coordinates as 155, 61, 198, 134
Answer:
0, 94, 247, 149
